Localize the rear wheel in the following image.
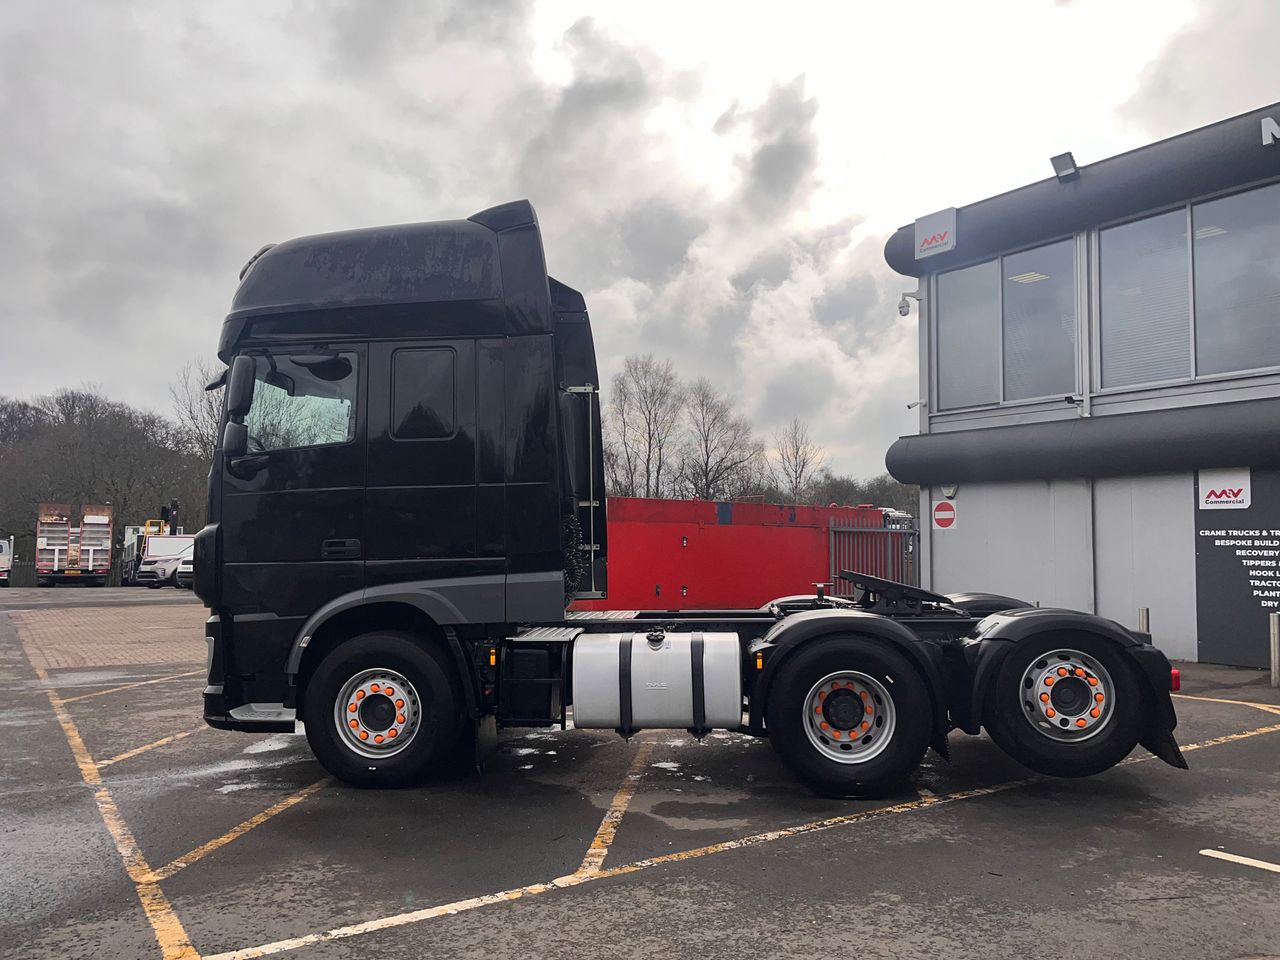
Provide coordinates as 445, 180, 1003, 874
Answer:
766, 635, 932, 798
984, 633, 1145, 778
303, 631, 463, 788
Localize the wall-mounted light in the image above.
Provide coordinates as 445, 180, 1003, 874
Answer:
940, 483, 959, 499
1050, 152, 1079, 183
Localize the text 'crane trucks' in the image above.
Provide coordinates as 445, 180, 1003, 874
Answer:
194, 201, 1186, 798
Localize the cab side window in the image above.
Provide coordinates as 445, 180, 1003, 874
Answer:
245, 352, 358, 453
392, 348, 456, 440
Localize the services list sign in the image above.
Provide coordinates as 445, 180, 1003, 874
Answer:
1195, 467, 1279, 667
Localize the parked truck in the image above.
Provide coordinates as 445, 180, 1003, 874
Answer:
36, 503, 113, 586
0, 536, 12, 587
195, 202, 1185, 798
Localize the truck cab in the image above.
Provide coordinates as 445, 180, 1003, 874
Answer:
197, 201, 607, 727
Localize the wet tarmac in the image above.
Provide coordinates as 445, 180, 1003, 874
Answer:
2, 606, 1279, 960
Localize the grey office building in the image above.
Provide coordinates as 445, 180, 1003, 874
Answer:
885, 101, 1280, 667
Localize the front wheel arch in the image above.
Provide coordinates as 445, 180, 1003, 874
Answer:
293, 601, 477, 718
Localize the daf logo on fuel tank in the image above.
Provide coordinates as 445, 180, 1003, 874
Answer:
914, 207, 957, 259
1198, 468, 1251, 510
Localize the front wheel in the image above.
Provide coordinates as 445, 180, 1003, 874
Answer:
984, 633, 1146, 778
302, 631, 462, 788
765, 635, 932, 798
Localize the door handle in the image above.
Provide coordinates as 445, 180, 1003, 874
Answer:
321, 539, 361, 560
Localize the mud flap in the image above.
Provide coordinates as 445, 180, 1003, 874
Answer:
930, 730, 950, 761
1141, 724, 1188, 769
466, 715, 499, 774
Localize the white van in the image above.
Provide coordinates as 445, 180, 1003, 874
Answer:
0, 537, 12, 586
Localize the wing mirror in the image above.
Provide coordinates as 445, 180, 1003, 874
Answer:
226, 355, 257, 421
222, 421, 248, 459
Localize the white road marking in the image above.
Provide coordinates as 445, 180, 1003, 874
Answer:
1199, 849, 1280, 875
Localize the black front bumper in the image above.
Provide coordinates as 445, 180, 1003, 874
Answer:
202, 614, 297, 733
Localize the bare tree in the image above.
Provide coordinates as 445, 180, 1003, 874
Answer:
605, 355, 684, 498
170, 359, 225, 461
675, 378, 763, 500
771, 417, 827, 503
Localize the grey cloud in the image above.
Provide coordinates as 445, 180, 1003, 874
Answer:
616, 204, 708, 285
0, 2, 911, 475
735, 76, 820, 218
1120, 0, 1280, 137
731, 247, 793, 293
757, 358, 838, 428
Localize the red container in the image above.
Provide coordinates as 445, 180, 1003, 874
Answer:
572, 497, 905, 612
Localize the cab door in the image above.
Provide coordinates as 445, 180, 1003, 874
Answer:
219, 343, 366, 693
365, 339, 485, 588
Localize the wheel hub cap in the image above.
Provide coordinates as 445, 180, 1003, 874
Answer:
334, 667, 421, 758
1019, 649, 1113, 742
803, 671, 897, 764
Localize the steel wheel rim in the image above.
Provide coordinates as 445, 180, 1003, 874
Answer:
802, 670, 897, 764
334, 667, 421, 759
1019, 649, 1113, 743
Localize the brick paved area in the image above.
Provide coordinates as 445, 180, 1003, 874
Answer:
12, 604, 207, 669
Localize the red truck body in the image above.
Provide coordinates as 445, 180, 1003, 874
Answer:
571, 497, 916, 611
36, 502, 113, 586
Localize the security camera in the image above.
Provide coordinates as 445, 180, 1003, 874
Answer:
898, 296, 912, 317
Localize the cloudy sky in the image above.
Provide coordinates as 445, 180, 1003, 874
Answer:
2, 0, 1276, 475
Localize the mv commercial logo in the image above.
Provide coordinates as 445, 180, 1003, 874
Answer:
1198, 468, 1251, 510
914, 207, 957, 259
1263, 115, 1280, 146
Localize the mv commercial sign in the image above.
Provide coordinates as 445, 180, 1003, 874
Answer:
914, 207, 956, 259
1194, 467, 1280, 668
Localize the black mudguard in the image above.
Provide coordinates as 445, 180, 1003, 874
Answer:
749, 610, 953, 760
966, 608, 1186, 769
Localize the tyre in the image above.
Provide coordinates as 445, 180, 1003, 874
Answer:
765, 635, 932, 798
983, 633, 1145, 778
303, 631, 463, 788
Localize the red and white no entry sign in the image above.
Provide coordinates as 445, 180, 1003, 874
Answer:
932, 500, 956, 530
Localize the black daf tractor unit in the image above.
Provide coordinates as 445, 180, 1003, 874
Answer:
194, 200, 1186, 798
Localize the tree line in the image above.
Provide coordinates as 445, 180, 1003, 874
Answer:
604, 354, 917, 514
0, 372, 214, 559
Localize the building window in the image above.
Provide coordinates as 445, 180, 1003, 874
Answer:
1193, 181, 1280, 376
1099, 209, 1190, 388
936, 241, 1077, 410
1002, 239, 1077, 401
392, 348, 456, 439
936, 259, 1000, 410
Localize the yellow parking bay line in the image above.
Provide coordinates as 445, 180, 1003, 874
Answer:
27, 657, 200, 960
147, 779, 329, 883
99, 728, 205, 768
576, 739, 655, 876
59, 670, 204, 704
1173, 692, 1280, 717
1199, 848, 1280, 875
204, 721, 1280, 960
